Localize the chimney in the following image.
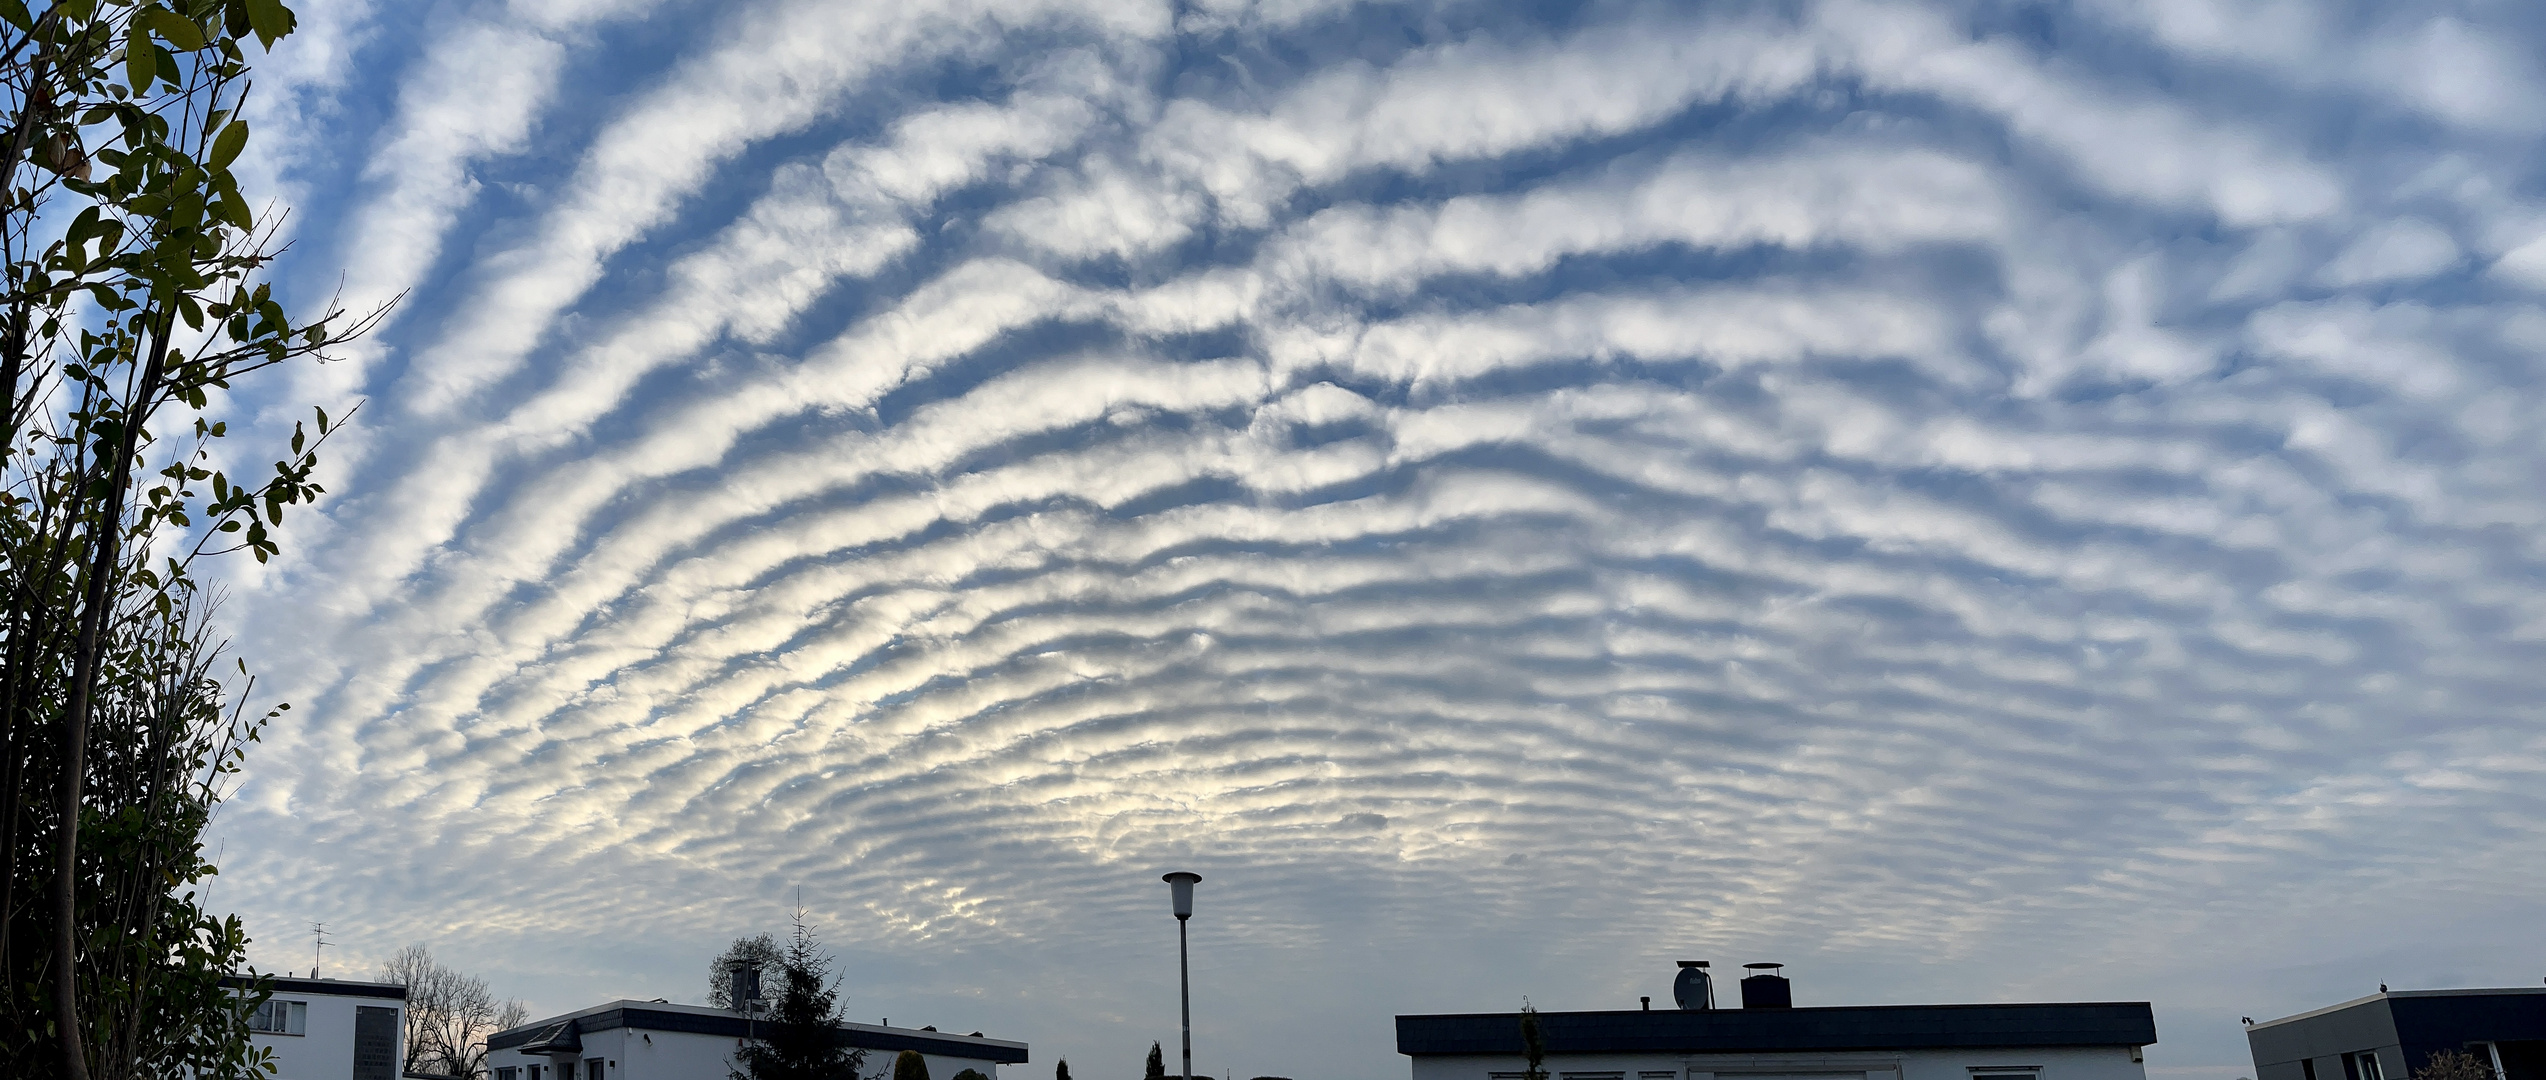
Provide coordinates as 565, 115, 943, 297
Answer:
1739, 963, 1791, 1009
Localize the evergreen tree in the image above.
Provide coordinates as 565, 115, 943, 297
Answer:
1145, 1042, 1167, 1080
953, 1069, 989, 1080
730, 914, 862, 1080
893, 1050, 932, 1080
1056, 1059, 1071, 1080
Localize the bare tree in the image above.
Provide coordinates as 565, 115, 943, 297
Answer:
381, 945, 529, 1079
2411, 1051, 2494, 1080
710, 932, 781, 1010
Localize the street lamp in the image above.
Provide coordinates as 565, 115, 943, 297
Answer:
1162, 872, 1202, 1080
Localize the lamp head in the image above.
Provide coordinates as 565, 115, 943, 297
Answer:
1162, 871, 1202, 919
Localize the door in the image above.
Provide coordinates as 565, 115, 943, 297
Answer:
353, 1006, 399, 1080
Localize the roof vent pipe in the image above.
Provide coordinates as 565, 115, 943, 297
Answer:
1739, 963, 1791, 1009
1673, 961, 1715, 1010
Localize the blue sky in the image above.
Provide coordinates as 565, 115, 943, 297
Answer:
206, 1, 2545, 1079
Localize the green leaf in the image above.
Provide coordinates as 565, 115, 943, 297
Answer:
0, 0, 30, 32
242, 0, 291, 47
216, 190, 252, 230
208, 119, 248, 170
139, 7, 206, 51
125, 38, 158, 93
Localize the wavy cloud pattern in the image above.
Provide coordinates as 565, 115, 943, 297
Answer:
215, 2, 2546, 1077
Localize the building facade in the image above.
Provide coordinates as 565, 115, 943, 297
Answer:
234, 976, 406, 1080
1397, 966, 2155, 1080
2246, 987, 2546, 1080
486, 1000, 1027, 1080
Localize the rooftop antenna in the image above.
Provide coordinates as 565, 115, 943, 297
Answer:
310, 922, 331, 979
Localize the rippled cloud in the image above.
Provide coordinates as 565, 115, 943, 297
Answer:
213, 2, 2546, 1078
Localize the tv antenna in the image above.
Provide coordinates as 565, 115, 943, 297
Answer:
310, 922, 332, 979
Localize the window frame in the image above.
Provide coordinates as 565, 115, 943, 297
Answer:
247, 998, 309, 1036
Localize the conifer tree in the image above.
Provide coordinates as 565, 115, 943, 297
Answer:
1145, 1042, 1167, 1080
730, 914, 863, 1080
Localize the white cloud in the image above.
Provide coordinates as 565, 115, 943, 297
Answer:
210, 4, 2546, 1079
2317, 218, 2461, 286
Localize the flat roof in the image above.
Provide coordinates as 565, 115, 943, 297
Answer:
1398, 1003, 2158, 1056
489, 1001, 1027, 1063
220, 976, 408, 1001
2248, 987, 2546, 1032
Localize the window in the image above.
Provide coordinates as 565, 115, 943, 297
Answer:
1643, 1072, 1678, 1080
1560, 1072, 1624, 1080
497, 1070, 518, 1080
2303, 1061, 2318, 1080
587, 1059, 606, 1080
1970, 1068, 2039, 1080
247, 999, 308, 1036
2353, 1054, 2386, 1080
530, 1065, 544, 1080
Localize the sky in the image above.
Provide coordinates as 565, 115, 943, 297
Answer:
194, 1, 2546, 1079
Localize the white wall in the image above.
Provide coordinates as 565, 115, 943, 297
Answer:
489, 1020, 1012, 1080
876, 1049, 1005, 1080
1412, 1044, 2147, 1080
252, 991, 402, 1080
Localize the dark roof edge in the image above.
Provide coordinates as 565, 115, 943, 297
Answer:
220, 975, 409, 1000
489, 1006, 1026, 1063
2249, 987, 2546, 1033
1402, 1002, 2158, 1022
1396, 1002, 2156, 1057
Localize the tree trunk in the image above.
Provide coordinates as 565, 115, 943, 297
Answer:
51, 316, 169, 1080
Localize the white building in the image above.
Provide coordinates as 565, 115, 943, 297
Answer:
1397, 963, 2155, 1080
486, 1000, 1027, 1080
232, 975, 407, 1080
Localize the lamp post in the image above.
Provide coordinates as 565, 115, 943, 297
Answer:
1162, 872, 1202, 1080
